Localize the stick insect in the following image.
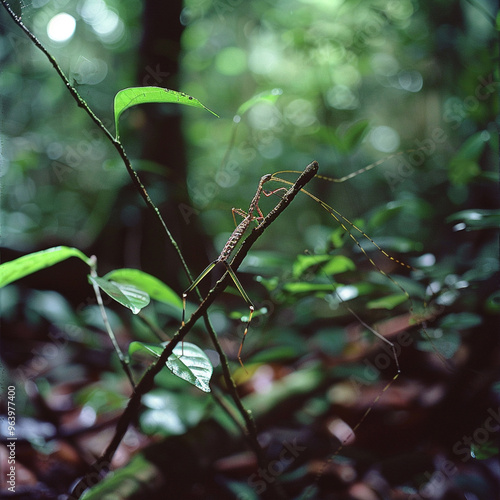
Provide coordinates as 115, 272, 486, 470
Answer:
182, 173, 276, 369
183, 150, 427, 370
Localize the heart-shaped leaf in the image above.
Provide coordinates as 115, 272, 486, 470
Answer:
104, 268, 182, 309
129, 341, 213, 392
89, 275, 150, 314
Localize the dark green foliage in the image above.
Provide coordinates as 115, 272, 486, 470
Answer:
1, 0, 499, 499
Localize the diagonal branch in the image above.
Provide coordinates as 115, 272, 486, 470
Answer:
68, 161, 319, 499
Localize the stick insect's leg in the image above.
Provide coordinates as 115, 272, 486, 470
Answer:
223, 261, 255, 371
232, 208, 247, 226
232, 207, 265, 227
263, 186, 288, 198
182, 260, 218, 326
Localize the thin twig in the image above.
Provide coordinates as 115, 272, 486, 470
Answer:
88, 256, 136, 388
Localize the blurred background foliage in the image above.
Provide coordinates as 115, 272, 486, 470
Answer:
1, 0, 500, 498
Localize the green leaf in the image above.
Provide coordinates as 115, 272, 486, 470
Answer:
292, 254, 330, 278
140, 390, 207, 436
75, 383, 127, 414
291, 254, 355, 279
114, 86, 218, 138
447, 209, 500, 231
367, 293, 408, 310
439, 312, 482, 330
129, 341, 213, 392
417, 329, 461, 359
283, 282, 335, 294
448, 131, 488, 185
341, 120, 370, 152
471, 440, 499, 460
485, 290, 500, 313
0, 246, 91, 288
80, 454, 156, 500
322, 255, 356, 275
129, 341, 165, 358
104, 268, 182, 309
248, 345, 300, 363
89, 275, 150, 314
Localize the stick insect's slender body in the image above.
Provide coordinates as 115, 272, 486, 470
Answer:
182, 173, 273, 368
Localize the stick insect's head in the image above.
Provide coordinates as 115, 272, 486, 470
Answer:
260, 173, 273, 184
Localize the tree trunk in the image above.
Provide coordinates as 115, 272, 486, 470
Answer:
135, 0, 210, 291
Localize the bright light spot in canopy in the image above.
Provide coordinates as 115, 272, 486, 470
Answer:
326, 85, 358, 110
79, 0, 123, 43
398, 70, 423, 92
47, 13, 76, 42
336, 285, 358, 301
414, 253, 436, 267
369, 125, 400, 153
248, 102, 281, 130
249, 46, 279, 75
92, 9, 119, 35
285, 99, 317, 127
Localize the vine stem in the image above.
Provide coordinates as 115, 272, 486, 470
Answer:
68, 161, 318, 499
88, 256, 136, 388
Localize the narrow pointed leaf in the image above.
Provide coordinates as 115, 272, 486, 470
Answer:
114, 86, 218, 138
0, 246, 91, 288
292, 254, 330, 278
367, 293, 408, 310
129, 341, 213, 392
283, 282, 336, 294
104, 268, 182, 309
342, 119, 370, 152
471, 441, 499, 460
322, 255, 356, 275
89, 276, 150, 314
447, 209, 500, 230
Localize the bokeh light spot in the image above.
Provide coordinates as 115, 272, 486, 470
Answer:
370, 125, 400, 152
47, 13, 76, 42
